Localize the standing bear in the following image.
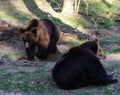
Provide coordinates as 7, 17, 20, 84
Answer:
52, 39, 118, 90
20, 19, 60, 60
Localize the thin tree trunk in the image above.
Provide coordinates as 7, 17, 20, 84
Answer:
62, 0, 81, 14
76, 0, 81, 13
62, 0, 74, 14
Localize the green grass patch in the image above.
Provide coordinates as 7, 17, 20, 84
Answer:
105, 62, 120, 71
102, 62, 120, 95
0, 3, 32, 21
80, 1, 120, 28
103, 86, 115, 95
60, 14, 90, 28
100, 36, 120, 43
0, 66, 14, 73
70, 91, 92, 95
100, 36, 120, 54
0, 67, 53, 93
0, 73, 14, 91
66, 40, 85, 46
0, 54, 119, 94
22, 0, 48, 19
107, 46, 120, 54
1, 52, 21, 63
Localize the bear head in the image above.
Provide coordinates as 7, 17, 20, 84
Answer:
80, 39, 106, 59
20, 27, 38, 48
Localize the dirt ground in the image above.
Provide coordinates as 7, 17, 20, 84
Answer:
0, 19, 120, 95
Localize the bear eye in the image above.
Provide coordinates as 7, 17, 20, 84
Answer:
21, 36, 28, 42
22, 38, 26, 42
32, 28, 37, 34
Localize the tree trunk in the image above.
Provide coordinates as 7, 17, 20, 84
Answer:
62, 0, 74, 14
62, 0, 81, 14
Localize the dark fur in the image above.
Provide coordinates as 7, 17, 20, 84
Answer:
20, 19, 60, 60
52, 39, 117, 90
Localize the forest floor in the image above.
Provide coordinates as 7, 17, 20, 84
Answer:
0, 20, 120, 95
0, 0, 120, 95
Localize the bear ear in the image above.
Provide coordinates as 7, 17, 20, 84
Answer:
31, 28, 37, 34
93, 38, 99, 43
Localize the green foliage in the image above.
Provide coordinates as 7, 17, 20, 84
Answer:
0, 0, 119, 29
66, 40, 85, 46
80, 1, 120, 28
47, 0, 63, 11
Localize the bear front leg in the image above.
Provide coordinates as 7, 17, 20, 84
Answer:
36, 48, 49, 60
48, 44, 57, 54
25, 45, 36, 60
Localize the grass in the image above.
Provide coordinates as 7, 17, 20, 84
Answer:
0, 46, 119, 94
0, 62, 119, 94
58, 14, 90, 28
0, 67, 51, 92
107, 47, 120, 54
80, 0, 120, 29
103, 86, 114, 95
0, 1, 32, 21
0, 52, 119, 95
0, 0, 119, 29
100, 36, 120, 43
1, 52, 21, 63
100, 36, 120, 54
106, 62, 120, 71
65, 37, 120, 54
0, 0, 120, 94
66, 40, 85, 46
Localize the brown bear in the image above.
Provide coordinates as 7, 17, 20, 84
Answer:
52, 39, 117, 90
20, 19, 60, 60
